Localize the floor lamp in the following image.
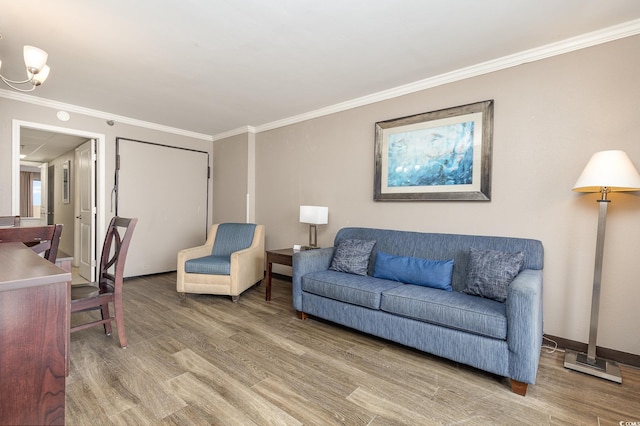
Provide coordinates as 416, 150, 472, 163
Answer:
564, 150, 640, 383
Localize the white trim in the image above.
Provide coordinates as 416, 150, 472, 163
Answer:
0, 89, 212, 141
252, 18, 640, 134
12, 120, 107, 276
246, 132, 256, 223
211, 125, 256, 142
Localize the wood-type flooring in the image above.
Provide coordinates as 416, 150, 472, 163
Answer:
66, 273, 640, 425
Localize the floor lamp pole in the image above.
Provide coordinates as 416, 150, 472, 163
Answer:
587, 195, 608, 361
564, 189, 622, 383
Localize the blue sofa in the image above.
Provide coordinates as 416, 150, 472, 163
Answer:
292, 227, 544, 396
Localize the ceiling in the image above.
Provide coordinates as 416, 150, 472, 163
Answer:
19, 128, 88, 163
3, 1, 640, 143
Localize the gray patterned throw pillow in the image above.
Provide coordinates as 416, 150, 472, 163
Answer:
329, 239, 376, 275
463, 247, 524, 303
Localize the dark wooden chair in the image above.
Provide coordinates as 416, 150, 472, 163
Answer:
70, 217, 138, 348
0, 216, 20, 227
0, 224, 63, 263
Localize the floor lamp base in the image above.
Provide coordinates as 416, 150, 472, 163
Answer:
564, 350, 622, 383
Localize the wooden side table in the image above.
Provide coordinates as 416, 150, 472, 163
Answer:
265, 248, 294, 301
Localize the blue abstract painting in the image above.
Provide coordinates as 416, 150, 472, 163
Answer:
387, 121, 474, 187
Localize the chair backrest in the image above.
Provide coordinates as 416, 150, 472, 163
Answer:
0, 224, 63, 263
211, 223, 257, 256
98, 217, 138, 291
0, 216, 20, 227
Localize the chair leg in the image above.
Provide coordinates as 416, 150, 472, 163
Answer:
114, 294, 128, 349
101, 303, 113, 336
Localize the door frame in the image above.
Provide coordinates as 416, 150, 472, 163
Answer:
11, 119, 106, 276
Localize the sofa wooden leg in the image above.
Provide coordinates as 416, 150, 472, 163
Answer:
296, 311, 308, 320
510, 379, 528, 396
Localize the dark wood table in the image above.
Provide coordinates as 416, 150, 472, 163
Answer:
0, 242, 71, 425
265, 248, 295, 301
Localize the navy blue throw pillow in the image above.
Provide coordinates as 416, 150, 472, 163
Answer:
373, 251, 454, 291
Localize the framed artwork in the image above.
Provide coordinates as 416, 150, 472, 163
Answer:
374, 100, 494, 201
62, 160, 70, 204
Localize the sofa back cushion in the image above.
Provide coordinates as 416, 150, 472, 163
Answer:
334, 227, 543, 292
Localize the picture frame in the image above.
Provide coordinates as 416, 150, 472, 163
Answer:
374, 100, 494, 201
62, 160, 70, 204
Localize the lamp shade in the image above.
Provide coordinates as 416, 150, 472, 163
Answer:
300, 205, 328, 225
31, 65, 50, 86
573, 150, 640, 193
23, 45, 48, 74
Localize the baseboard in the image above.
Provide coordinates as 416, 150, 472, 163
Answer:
545, 334, 640, 368
271, 272, 292, 282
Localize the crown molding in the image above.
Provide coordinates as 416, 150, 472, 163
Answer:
252, 18, 640, 135
0, 88, 212, 141
211, 125, 256, 142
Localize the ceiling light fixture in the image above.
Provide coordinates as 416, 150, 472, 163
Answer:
0, 42, 50, 92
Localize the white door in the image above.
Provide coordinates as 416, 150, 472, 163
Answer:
76, 140, 96, 281
117, 139, 209, 277
39, 163, 48, 225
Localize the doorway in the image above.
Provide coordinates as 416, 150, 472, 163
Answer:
12, 120, 106, 281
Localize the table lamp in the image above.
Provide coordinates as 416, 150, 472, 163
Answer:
300, 205, 328, 249
564, 150, 640, 383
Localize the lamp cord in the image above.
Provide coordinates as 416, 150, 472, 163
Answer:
542, 335, 558, 354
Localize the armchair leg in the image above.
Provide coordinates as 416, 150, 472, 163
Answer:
510, 379, 528, 396
178, 292, 186, 300
231, 295, 239, 303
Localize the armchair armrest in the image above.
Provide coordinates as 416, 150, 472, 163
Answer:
176, 244, 213, 293
506, 269, 543, 384
177, 244, 213, 263
229, 226, 265, 293
292, 247, 334, 311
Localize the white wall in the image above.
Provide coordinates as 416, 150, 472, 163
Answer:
50, 149, 76, 255
212, 133, 251, 224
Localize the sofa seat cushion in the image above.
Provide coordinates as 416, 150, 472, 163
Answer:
185, 255, 230, 275
302, 270, 403, 310
380, 285, 507, 339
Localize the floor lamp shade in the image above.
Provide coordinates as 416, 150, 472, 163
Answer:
573, 150, 640, 192
300, 206, 328, 248
564, 150, 640, 383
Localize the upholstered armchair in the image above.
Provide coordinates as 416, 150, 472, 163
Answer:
177, 223, 265, 302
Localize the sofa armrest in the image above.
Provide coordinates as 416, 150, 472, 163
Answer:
506, 268, 543, 384
292, 247, 334, 311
